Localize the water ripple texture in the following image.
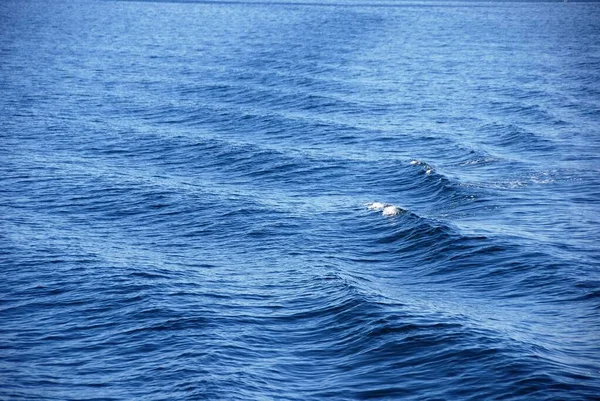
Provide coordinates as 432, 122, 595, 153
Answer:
1, 0, 599, 400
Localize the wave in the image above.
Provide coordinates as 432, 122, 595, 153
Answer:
3, 1, 600, 399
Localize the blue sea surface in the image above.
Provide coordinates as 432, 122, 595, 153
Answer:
2, 0, 600, 399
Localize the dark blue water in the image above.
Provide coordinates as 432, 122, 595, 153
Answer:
2, 0, 600, 399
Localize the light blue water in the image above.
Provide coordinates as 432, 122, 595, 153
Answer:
1, 1, 600, 399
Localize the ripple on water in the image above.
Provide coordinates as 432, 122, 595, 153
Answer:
1, 0, 600, 400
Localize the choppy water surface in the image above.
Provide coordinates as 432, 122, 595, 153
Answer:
2, 0, 600, 399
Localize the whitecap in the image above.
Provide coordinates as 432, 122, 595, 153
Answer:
382, 205, 403, 216
410, 159, 434, 175
367, 202, 387, 211
367, 202, 404, 217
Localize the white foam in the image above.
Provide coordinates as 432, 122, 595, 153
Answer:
367, 202, 387, 211
367, 202, 403, 217
382, 205, 402, 216
410, 159, 434, 175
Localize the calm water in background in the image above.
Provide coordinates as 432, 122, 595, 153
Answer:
1, 0, 600, 399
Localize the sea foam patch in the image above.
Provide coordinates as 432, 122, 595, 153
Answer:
410, 160, 434, 175
382, 205, 403, 216
366, 202, 404, 217
367, 202, 387, 211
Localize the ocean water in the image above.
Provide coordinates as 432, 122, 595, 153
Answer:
2, 0, 600, 399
